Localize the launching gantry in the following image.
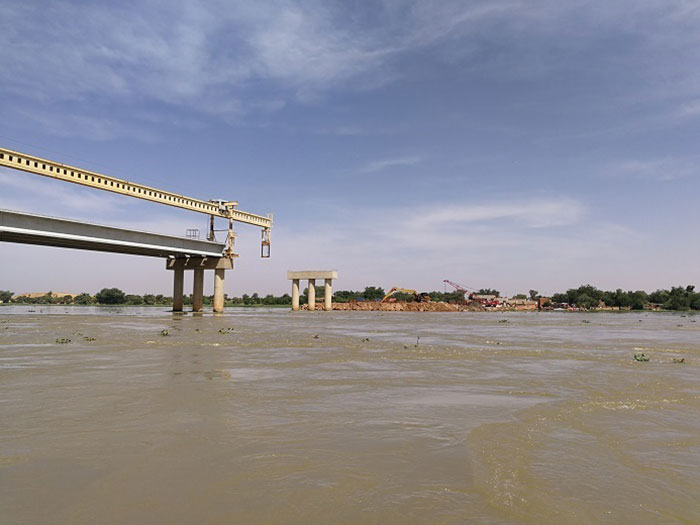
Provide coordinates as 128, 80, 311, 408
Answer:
0, 146, 272, 312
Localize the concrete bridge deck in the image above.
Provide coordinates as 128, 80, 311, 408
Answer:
0, 209, 225, 258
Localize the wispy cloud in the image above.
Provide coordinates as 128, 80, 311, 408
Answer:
2, 1, 700, 139
676, 100, 700, 118
407, 199, 585, 230
604, 158, 699, 181
356, 156, 424, 174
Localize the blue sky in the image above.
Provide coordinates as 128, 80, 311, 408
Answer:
1, 0, 699, 296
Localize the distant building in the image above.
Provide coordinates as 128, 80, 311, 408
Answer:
507, 298, 538, 310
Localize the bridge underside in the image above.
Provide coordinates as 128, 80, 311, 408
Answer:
0, 209, 225, 258
1, 209, 231, 313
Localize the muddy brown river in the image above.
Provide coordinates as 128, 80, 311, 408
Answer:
1, 307, 699, 523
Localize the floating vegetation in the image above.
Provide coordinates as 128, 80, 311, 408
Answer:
218, 327, 235, 334
313, 334, 320, 339
499, 319, 508, 323
582, 320, 591, 324
159, 329, 170, 337
634, 353, 650, 362
361, 337, 370, 342
55, 338, 71, 344
83, 336, 96, 342
672, 358, 685, 364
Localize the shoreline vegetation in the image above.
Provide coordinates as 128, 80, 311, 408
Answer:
1, 284, 699, 312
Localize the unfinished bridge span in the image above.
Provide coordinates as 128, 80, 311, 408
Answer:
0, 146, 273, 312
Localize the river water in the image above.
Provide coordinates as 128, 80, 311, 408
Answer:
1, 307, 699, 523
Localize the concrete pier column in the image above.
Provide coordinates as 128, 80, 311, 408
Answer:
193, 268, 204, 312
172, 264, 184, 312
292, 279, 300, 311
324, 279, 332, 311
213, 269, 225, 313
308, 279, 316, 311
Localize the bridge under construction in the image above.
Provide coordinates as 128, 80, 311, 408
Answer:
0, 146, 273, 312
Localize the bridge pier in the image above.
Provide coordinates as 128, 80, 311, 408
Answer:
193, 268, 204, 312
172, 262, 184, 312
213, 269, 225, 313
308, 279, 316, 311
325, 278, 332, 311
291, 279, 300, 311
287, 271, 338, 312
167, 257, 233, 313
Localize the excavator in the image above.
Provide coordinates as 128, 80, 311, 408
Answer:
381, 287, 431, 303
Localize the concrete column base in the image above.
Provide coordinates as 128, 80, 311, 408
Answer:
308, 279, 316, 311
172, 264, 184, 312
193, 268, 204, 312
213, 269, 225, 313
324, 278, 332, 311
292, 279, 300, 311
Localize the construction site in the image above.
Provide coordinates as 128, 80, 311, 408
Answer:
298, 282, 542, 312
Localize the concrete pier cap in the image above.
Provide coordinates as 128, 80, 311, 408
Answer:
287, 270, 338, 312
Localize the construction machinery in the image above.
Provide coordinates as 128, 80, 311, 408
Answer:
0, 146, 272, 260
442, 279, 499, 306
443, 279, 476, 298
381, 287, 431, 303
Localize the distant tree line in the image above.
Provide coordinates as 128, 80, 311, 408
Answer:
549, 284, 700, 311
2, 284, 699, 310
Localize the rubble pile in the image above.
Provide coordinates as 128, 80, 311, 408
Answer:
303, 301, 485, 312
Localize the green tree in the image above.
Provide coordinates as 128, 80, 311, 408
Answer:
529, 290, 539, 300
648, 289, 669, 304
95, 288, 126, 305
333, 290, 360, 303
0, 290, 13, 303
575, 294, 598, 309
628, 290, 648, 310
73, 293, 94, 305
125, 294, 144, 305
362, 286, 385, 301
478, 288, 500, 297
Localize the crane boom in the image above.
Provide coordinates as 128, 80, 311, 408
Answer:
443, 280, 473, 294
0, 146, 272, 230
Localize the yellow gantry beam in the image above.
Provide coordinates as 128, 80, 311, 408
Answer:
0, 146, 272, 230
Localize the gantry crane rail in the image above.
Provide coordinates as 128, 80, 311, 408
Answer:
0, 146, 272, 258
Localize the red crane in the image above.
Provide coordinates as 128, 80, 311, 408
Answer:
443, 280, 475, 297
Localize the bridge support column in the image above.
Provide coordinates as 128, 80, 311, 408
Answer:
287, 271, 338, 312
292, 279, 300, 311
324, 278, 332, 311
193, 268, 204, 312
213, 269, 225, 313
308, 279, 316, 311
172, 263, 184, 312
